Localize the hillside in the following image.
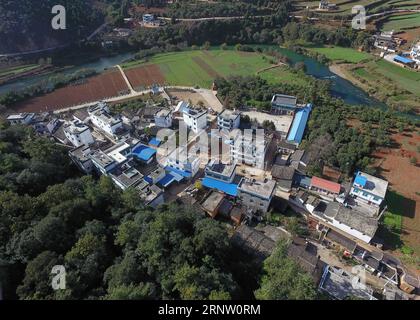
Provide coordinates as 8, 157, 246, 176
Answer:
0, 0, 104, 54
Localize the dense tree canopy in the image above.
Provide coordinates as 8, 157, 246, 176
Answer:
255, 241, 317, 300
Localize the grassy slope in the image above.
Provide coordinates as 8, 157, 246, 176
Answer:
307, 46, 373, 63
382, 13, 420, 31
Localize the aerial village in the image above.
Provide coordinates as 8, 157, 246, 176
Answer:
5, 86, 419, 300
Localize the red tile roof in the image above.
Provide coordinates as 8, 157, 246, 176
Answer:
310, 176, 341, 194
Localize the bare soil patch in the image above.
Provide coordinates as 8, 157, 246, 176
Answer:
125, 64, 166, 89
12, 69, 128, 112
373, 131, 420, 258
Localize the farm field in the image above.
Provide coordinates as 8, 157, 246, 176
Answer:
381, 13, 420, 32
306, 45, 373, 63
258, 65, 313, 86
0, 64, 40, 78
373, 131, 420, 268
123, 49, 274, 88
13, 69, 129, 113
331, 52, 420, 114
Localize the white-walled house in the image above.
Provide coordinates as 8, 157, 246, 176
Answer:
409, 42, 420, 65
182, 107, 207, 133
217, 109, 240, 131
63, 120, 94, 147
313, 202, 378, 244
165, 147, 200, 179
88, 102, 123, 137
350, 171, 388, 208
6, 113, 35, 125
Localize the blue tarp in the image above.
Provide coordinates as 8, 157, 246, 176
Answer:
165, 166, 192, 178
144, 176, 153, 184
157, 174, 176, 187
354, 173, 367, 187
287, 104, 312, 144
132, 145, 156, 161
149, 137, 161, 147
202, 177, 238, 196
394, 55, 414, 64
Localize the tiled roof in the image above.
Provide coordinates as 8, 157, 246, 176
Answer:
311, 176, 341, 194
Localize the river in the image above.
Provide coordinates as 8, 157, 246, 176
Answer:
0, 48, 389, 109
0, 52, 137, 95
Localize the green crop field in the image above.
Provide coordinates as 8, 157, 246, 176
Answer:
0, 64, 40, 78
382, 13, 420, 31
259, 66, 312, 86
123, 49, 306, 88
306, 46, 373, 63
371, 60, 420, 96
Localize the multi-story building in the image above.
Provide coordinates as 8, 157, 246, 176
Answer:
410, 41, 420, 65
63, 120, 94, 147
90, 150, 118, 175
271, 94, 298, 115
228, 129, 268, 168
182, 106, 207, 133
237, 178, 276, 213
69, 145, 94, 174
154, 109, 172, 128
88, 102, 123, 137
110, 162, 144, 190
217, 109, 240, 131
165, 147, 200, 179
205, 160, 237, 183
202, 160, 238, 196
350, 171, 388, 208
6, 113, 35, 125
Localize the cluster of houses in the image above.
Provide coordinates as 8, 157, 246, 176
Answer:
318, 0, 338, 11
5, 90, 419, 299
373, 31, 420, 70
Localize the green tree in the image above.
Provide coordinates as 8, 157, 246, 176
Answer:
255, 241, 317, 300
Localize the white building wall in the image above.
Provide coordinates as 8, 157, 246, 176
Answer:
330, 218, 373, 243
350, 187, 383, 206
64, 127, 94, 147
183, 112, 207, 133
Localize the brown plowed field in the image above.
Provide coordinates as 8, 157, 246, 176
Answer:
373, 131, 420, 258
124, 64, 165, 88
13, 69, 128, 112
192, 56, 220, 78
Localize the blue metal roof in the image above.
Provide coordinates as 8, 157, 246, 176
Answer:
202, 177, 238, 196
287, 104, 312, 144
394, 55, 414, 64
149, 137, 161, 147
132, 145, 156, 161
165, 166, 192, 178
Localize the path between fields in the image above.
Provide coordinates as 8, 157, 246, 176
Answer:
117, 65, 135, 94
256, 63, 287, 74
